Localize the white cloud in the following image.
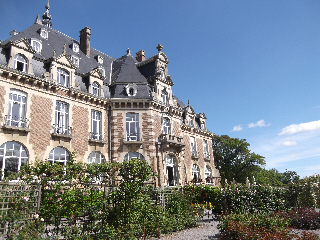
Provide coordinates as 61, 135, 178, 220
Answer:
231, 125, 243, 132
279, 120, 320, 136
279, 141, 297, 147
248, 119, 270, 128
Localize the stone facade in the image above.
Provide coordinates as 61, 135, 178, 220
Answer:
0, 2, 220, 186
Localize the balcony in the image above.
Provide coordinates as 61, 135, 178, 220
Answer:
159, 134, 185, 151
89, 132, 106, 144
2, 115, 30, 133
51, 124, 72, 140
204, 152, 211, 160
123, 133, 143, 146
191, 151, 199, 159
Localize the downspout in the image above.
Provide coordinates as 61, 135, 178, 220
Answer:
108, 105, 112, 162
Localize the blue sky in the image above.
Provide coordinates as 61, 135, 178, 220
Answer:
1, 0, 320, 178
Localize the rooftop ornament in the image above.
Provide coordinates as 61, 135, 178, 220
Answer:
42, 0, 52, 28
156, 43, 163, 52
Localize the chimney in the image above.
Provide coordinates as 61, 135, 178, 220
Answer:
135, 50, 145, 62
79, 27, 91, 57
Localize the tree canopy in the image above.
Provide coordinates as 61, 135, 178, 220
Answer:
212, 135, 265, 184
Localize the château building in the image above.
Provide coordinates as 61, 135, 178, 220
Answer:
0, 1, 220, 186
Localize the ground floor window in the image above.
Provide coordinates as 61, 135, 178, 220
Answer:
0, 141, 28, 180
123, 152, 145, 162
205, 165, 212, 183
166, 155, 177, 186
192, 164, 201, 181
88, 151, 105, 164
48, 147, 70, 165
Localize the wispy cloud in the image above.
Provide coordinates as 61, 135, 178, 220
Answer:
231, 125, 243, 132
279, 120, 320, 136
248, 119, 270, 128
279, 140, 297, 147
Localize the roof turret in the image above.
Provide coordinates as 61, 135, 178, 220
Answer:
42, 0, 52, 28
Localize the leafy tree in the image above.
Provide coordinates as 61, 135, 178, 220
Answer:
281, 169, 300, 184
255, 167, 284, 187
212, 135, 265, 184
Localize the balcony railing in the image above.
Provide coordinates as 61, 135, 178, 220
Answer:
52, 124, 72, 137
191, 151, 199, 158
204, 152, 211, 159
3, 115, 29, 129
159, 134, 185, 147
89, 132, 105, 142
125, 133, 141, 142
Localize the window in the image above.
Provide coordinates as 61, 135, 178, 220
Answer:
57, 68, 69, 87
14, 54, 27, 72
123, 152, 145, 162
48, 147, 70, 165
72, 43, 79, 53
99, 67, 105, 77
54, 101, 69, 135
97, 55, 103, 64
0, 142, 28, 180
189, 116, 193, 126
92, 82, 100, 96
7, 90, 27, 128
203, 139, 210, 159
31, 39, 42, 53
125, 84, 138, 97
192, 164, 200, 181
190, 136, 197, 156
205, 165, 212, 182
71, 56, 79, 67
161, 90, 168, 105
88, 151, 105, 164
91, 110, 102, 140
126, 113, 139, 141
201, 122, 205, 130
160, 67, 165, 79
166, 155, 177, 186
40, 28, 48, 39
163, 117, 171, 134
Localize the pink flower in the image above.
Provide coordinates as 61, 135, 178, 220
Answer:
57, 198, 62, 201
23, 196, 29, 201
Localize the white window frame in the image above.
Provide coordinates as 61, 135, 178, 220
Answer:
205, 165, 212, 179
7, 90, 27, 128
57, 68, 70, 87
31, 39, 42, 53
189, 116, 193, 126
161, 90, 168, 105
92, 82, 100, 96
72, 43, 79, 53
71, 56, 79, 67
203, 139, 209, 159
0, 142, 28, 180
88, 151, 105, 164
48, 147, 70, 165
91, 110, 102, 140
166, 155, 177, 186
190, 136, 197, 156
99, 67, 105, 77
163, 117, 171, 134
54, 101, 69, 135
14, 54, 27, 72
126, 113, 139, 141
123, 152, 145, 162
192, 164, 200, 181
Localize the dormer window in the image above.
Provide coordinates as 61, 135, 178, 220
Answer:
57, 68, 69, 87
72, 43, 79, 53
189, 116, 193, 126
71, 56, 79, 67
40, 28, 48, 39
31, 39, 42, 53
97, 55, 103, 64
161, 90, 168, 105
160, 67, 165, 79
92, 82, 100, 96
99, 67, 105, 77
14, 54, 27, 72
125, 84, 138, 97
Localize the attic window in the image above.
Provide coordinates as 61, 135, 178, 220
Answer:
72, 43, 79, 53
40, 28, 48, 39
125, 84, 138, 97
71, 56, 79, 67
99, 67, 105, 77
97, 55, 103, 64
31, 39, 42, 53
160, 67, 165, 79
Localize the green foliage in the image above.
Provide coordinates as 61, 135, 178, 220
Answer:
255, 167, 300, 187
212, 135, 265, 184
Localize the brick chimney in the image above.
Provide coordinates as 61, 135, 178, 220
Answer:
79, 27, 91, 57
135, 50, 145, 62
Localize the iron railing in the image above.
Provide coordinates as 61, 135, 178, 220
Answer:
89, 132, 104, 142
125, 133, 141, 141
52, 124, 72, 136
3, 115, 29, 129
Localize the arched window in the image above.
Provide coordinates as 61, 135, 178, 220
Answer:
163, 117, 171, 134
123, 152, 145, 162
166, 155, 177, 186
205, 165, 212, 183
192, 164, 200, 181
57, 68, 69, 87
48, 147, 70, 165
87, 151, 105, 164
92, 82, 100, 96
0, 142, 28, 180
14, 54, 27, 72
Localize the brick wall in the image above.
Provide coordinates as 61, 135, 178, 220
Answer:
142, 113, 153, 156
172, 120, 180, 136
29, 95, 53, 158
0, 86, 5, 123
112, 113, 123, 158
72, 105, 89, 159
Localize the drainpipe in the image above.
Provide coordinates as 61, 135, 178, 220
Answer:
108, 105, 112, 162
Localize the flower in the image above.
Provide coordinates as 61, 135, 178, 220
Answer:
34, 213, 39, 219
40, 218, 44, 222
57, 198, 62, 201
23, 196, 29, 201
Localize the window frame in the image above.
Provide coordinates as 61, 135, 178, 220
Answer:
163, 117, 171, 134
87, 151, 105, 164
192, 164, 201, 181
92, 82, 100, 96
7, 89, 27, 128
161, 90, 168, 105
57, 68, 70, 88
31, 39, 42, 53
91, 110, 102, 140
71, 55, 79, 67
54, 101, 69, 135
203, 139, 209, 159
14, 54, 27, 72
190, 136, 197, 156
126, 113, 140, 141
123, 152, 145, 162
48, 147, 70, 166
166, 155, 177, 186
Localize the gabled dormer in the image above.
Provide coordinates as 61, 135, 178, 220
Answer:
195, 113, 207, 130
86, 67, 105, 97
183, 100, 196, 126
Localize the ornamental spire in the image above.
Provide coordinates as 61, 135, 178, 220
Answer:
42, 0, 52, 28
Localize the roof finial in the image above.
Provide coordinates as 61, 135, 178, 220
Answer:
156, 43, 163, 52
42, 0, 52, 28
188, 100, 190, 105
126, 48, 131, 55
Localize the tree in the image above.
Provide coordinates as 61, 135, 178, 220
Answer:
255, 167, 284, 187
212, 135, 265, 184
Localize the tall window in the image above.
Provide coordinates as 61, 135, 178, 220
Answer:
205, 165, 212, 182
126, 113, 139, 141
31, 39, 42, 53
57, 68, 69, 87
71, 56, 79, 67
192, 164, 200, 181
189, 116, 193, 126
14, 54, 27, 72
166, 155, 177, 186
54, 101, 69, 135
163, 117, 171, 134
91, 110, 102, 140
123, 152, 145, 162
48, 147, 70, 165
88, 151, 105, 164
190, 136, 197, 156
203, 139, 209, 159
0, 142, 28, 180
92, 82, 100, 96
7, 90, 27, 128
161, 90, 168, 105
